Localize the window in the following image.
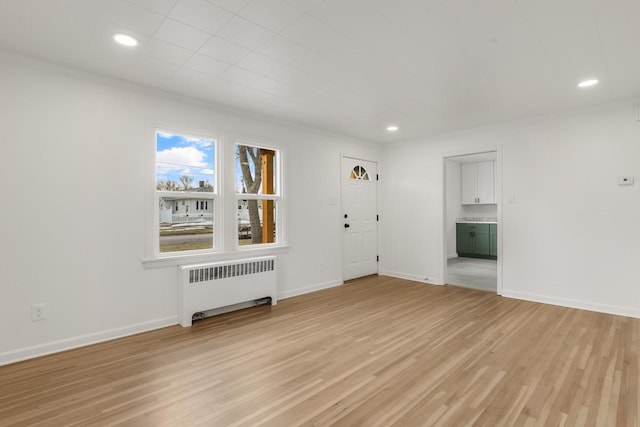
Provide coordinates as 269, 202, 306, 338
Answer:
236, 144, 280, 247
151, 130, 284, 261
350, 165, 369, 180
156, 131, 216, 254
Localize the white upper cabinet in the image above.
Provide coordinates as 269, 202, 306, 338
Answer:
461, 161, 496, 205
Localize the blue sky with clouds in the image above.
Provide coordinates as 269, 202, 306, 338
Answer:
156, 131, 215, 188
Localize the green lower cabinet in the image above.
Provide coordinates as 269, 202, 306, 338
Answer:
456, 223, 497, 260
489, 224, 497, 257
456, 224, 474, 254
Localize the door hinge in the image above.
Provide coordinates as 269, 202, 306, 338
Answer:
376, 255, 379, 262
376, 174, 379, 181
376, 214, 379, 221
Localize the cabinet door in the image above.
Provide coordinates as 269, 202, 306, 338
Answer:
461, 163, 477, 204
456, 224, 474, 254
476, 161, 495, 204
489, 224, 497, 256
473, 224, 490, 255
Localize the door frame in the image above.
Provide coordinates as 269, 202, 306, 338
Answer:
442, 146, 503, 295
340, 155, 379, 281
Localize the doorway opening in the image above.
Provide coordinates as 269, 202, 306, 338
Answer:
443, 151, 499, 292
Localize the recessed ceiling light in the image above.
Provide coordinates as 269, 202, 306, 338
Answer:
577, 79, 599, 88
386, 125, 399, 132
113, 33, 139, 47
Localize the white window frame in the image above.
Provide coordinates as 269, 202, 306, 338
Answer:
153, 128, 221, 258
144, 130, 288, 268
234, 140, 284, 251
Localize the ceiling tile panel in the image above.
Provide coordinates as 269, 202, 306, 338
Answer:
219, 65, 267, 86
238, 0, 305, 33
0, 0, 34, 16
590, 0, 640, 28
236, 52, 281, 75
184, 53, 230, 76
283, 0, 323, 13
216, 16, 275, 50
154, 17, 212, 50
267, 61, 336, 96
101, 0, 166, 36
204, 0, 252, 14
198, 36, 251, 64
130, 55, 179, 79
49, 0, 107, 17
169, 0, 233, 34
515, 0, 596, 42
143, 38, 195, 65
125, 0, 178, 15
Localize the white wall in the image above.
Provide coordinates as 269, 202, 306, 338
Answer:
381, 101, 640, 318
444, 160, 461, 258
0, 53, 381, 364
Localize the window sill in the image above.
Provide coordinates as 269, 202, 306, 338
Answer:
142, 245, 291, 269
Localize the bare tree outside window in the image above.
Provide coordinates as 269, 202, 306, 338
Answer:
236, 144, 277, 245
237, 145, 263, 244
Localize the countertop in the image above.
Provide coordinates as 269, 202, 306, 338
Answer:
456, 218, 498, 224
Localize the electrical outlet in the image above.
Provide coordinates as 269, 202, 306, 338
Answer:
31, 304, 46, 321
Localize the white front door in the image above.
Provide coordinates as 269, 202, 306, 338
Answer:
341, 157, 378, 280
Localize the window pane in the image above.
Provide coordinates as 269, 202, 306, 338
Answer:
156, 131, 215, 192
159, 197, 213, 252
238, 199, 276, 246
235, 145, 276, 194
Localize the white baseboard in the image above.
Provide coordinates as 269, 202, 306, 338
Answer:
447, 253, 458, 260
501, 289, 640, 319
380, 270, 442, 285
1, 279, 346, 367
0, 316, 178, 366
278, 279, 343, 300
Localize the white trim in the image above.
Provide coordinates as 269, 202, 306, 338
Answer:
233, 142, 284, 251
380, 270, 442, 285
0, 278, 341, 365
152, 128, 222, 258
278, 279, 343, 300
142, 245, 290, 269
501, 290, 640, 319
0, 316, 178, 367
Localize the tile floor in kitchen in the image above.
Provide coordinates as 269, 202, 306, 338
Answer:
446, 257, 497, 292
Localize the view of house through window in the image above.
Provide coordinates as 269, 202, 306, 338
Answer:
236, 144, 279, 246
156, 131, 215, 253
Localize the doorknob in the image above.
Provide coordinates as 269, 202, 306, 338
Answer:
344, 224, 350, 228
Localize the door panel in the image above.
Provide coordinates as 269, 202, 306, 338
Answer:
342, 157, 378, 280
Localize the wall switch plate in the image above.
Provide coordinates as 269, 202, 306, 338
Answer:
618, 176, 635, 186
31, 304, 46, 321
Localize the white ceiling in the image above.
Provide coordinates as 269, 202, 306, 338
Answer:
1, 0, 639, 143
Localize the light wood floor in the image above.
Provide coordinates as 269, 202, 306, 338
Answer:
1, 276, 638, 426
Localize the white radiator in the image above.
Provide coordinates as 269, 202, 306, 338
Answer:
178, 256, 277, 327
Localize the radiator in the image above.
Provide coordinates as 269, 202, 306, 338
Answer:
178, 256, 277, 327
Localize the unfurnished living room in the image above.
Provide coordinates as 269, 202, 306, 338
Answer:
1, 1, 639, 426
